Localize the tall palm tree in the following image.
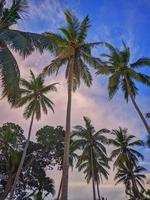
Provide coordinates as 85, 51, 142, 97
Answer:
109, 127, 144, 168
73, 117, 110, 200
9, 70, 57, 199
0, 0, 54, 104
43, 10, 100, 200
96, 42, 150, 135
115, 162, 146, 199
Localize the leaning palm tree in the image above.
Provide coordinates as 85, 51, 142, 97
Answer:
43, 10, 100, 200
115, 162, 146, 199
0, 0, 54, 104
96, 42, 150, 135
9, 70, 57, 199
109, 127, 144, 168
73, 117, 110, 200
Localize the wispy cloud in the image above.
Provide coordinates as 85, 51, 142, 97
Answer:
1, 0, 150, 199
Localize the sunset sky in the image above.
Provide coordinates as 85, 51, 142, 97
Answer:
1, 0, 150, 199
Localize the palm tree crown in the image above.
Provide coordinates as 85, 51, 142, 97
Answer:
44, 10, 100, 91
115, 162, 146, 199
16, 70, 57, 120
97, 42, 150, 101
109, 127, 144, 167
73, 117, 110, 200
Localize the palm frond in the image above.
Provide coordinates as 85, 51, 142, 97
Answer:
0, 44, 20, 104
43, 58, 66, 76
81, 51, 101, 69
146, 113, 150, 118
129, 69, 150, 87
18, 71, 56, 120
131, 58, 150, 68
104, 42, 119, 56
108, 72, 120, 99
78, 16, 90, 42
64, 9, 80, 39
40, 83, 58, 93
0, 0, 28, 28
1, 29, 56, 57
80, 58, 92, 87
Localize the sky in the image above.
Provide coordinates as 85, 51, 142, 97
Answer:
1, 0, 150, 199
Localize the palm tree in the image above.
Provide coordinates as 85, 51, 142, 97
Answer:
109, 127, 144, 168
115, 162, 146, 199
73, 117, 110, 200
96, 42, 150, 135
9, 70, 57, 199
0, 0, 54, 104
43, 10, 100, 200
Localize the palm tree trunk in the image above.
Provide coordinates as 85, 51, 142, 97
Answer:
57, 173, 63, 200
60, 79, 72, 200
92, 179, 96, 200
9, 111, 35, 199
96, 180, 101, 200
125, 78, 150, 135
90, 149, 96, 200
130, 93, 150, 135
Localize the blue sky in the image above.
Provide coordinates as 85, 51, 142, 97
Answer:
2, 0, 150, 199
21, 0, 150, 89
24, 0, 150, 56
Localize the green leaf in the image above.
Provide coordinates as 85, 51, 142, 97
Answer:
0, 44, 20, 104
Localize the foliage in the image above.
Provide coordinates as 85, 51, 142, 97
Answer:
96, 42, 150, 101
0, 122, 56, 199
15, 141, 55, 199
0, 0, 55, 104
109, 127, 144, 168
36, 125, 77, 170
16, 70, 57, 120
0, 122, 25, 196
73, 116, 110, 199
43, 10, 101, 91
115, 162, 146, 199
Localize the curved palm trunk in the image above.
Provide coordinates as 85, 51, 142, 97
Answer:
91, 149, 96, 200
57, 173, 63, 200
96, 180, 101, 200
9, 111, 35, 199
130, 93, 150, 135
125, 78, 150, 135
60, 80, 72, 200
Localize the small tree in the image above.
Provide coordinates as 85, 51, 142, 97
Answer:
9, 71, 57, 199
